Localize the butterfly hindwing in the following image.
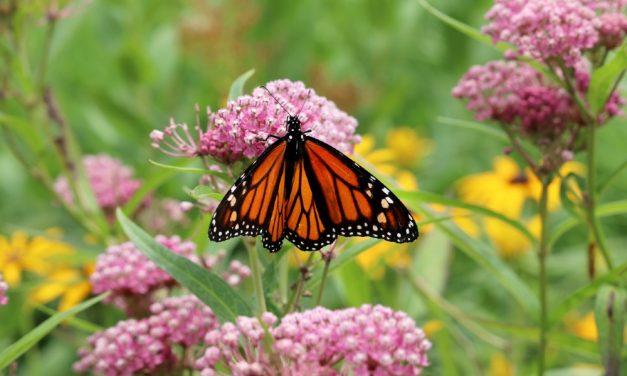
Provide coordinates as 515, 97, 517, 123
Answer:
208, 138, 288, 252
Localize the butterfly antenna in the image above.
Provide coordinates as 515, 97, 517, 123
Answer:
295, 89, 312, 119
261, 85, 293, 117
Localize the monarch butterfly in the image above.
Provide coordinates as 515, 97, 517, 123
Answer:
208, 87, 418, 252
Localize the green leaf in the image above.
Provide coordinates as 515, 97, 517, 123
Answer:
559, 172, 586, 218
598, 157, 627, 194
549, 261, 627, 327
228, 69, 256, 101
588, 43, 627, 115
397, 190, 535, 241
116, 209, 252, 322
401, 198, 540, 316
437, 117, 508, 142
595, 285, 626, 375
0, 293, 107, 370
124, 158, 195, 214
415, 0, 506, 52
149, 159, 230, 180
549, 200, 627, 248
189, 185, 224, 201
34, 304, 103, 333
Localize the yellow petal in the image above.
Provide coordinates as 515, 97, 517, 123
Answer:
395, 170, 419, 191
489, 353, 515, 376
3, 262, 22, 286
485, 218, 532, 258
423, 320, 444, 337
566, 312, 598, 341
385, 127, 434, 166
59, 282, 92, 311
30, 282, 66, 304
354, 134, 375, 155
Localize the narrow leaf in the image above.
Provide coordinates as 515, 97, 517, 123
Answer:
402, 199, 540, 316
589, 43, 627, 115
397, 190, 535, 241
0, 293, 106, 370
189, 185, 224, 201
549, 261, 627, 327
228, 69, 256, 101
116, 209, 252, 322
149, 159, 230, 180
415, 0, 505, 51
437, 117, 508, 142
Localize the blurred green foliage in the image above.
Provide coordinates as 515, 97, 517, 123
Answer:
1, 0, 627, 375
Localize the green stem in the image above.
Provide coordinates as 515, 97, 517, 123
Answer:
537, 177, 551, 376
584, 121, 614, 270
316, 253, 331, 306
246, 240, 266, 315
278, 253, 289, 308
284, 252, 315, 314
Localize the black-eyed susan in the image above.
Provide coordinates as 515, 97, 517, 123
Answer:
0, 231, 75, 286
30, 263, 94, 311
457, 156, 583, 257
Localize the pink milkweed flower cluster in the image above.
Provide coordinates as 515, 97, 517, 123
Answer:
74, 295, 217, 376
54, 154, 142, 214
483, 0, 599, 66
151, 79, 361, 164
452, 60, 623, 138
0, 273, 8, 305
196, 305, 431, 375
90, 235, 200, 314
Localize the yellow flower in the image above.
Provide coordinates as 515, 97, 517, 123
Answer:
30, 263, 94, 311
566, 311, 598, 341
423, 319, 444, 337
488, 353, 515, 376
0, 231, 75, 286
458, 157, 535, 218
385, 127, 433, 167
351, 131, 431, 277
355, 240, 411, 279
457, 157, 584, 257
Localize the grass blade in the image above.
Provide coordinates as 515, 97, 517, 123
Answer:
0, 293, 107, 370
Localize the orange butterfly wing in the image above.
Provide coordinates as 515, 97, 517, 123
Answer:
209, 139, 288, 252
210, 134, 418, 252
283, 137, 418, 251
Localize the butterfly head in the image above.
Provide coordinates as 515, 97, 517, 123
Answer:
286, 115, 302, 133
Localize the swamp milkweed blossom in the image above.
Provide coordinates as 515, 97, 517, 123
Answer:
196, 304, 431, 375
90, 235, 200, 314
74, 295, 218, 376
54, 154, 142, 217
483, 0, 599, 66
151, 79, 360, 164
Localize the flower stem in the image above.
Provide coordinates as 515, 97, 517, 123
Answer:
316, 253, 331, 306
537, 176, 551, 376
284, 252, 315, 314
246, 239, 266, 315
584, 121, 614, 271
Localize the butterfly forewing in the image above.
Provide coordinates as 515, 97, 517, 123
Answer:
208, 139, 288, 252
